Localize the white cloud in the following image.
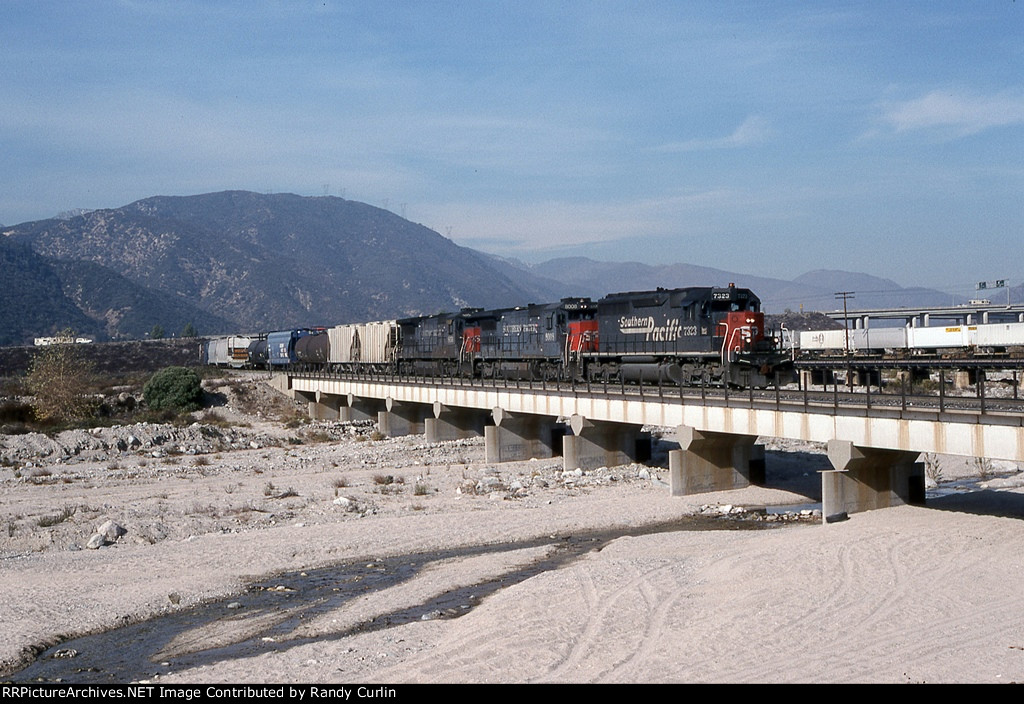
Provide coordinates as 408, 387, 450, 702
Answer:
653, 115, 772, 152
882, 89, 1024, 136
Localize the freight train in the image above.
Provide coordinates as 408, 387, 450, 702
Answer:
204, 285, 793, 388
797, 322, 1024, 358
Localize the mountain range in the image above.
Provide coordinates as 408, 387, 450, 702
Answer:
0, 190, 995, 347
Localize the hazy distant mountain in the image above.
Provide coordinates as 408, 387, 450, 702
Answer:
786, 270, 961, 311
526, 257, 785, 298
0, 190, 996, 347
516, 258, 963, 313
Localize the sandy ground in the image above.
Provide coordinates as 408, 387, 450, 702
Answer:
3, 374, 1024, 684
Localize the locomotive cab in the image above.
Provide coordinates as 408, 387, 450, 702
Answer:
590, 285, 788, 387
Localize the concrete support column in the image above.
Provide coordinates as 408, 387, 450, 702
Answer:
851, 368, 881, 387
378, 397, 428, 438
303, 390, 340, 420
800, 369, 835, 388
562, 415, 648, 471
425, 402, 488, 443
293, 390, 315, 411
295, 389, 338, 419
668, 426, 760, 496
341, 393, 385, 423
822, 440, 925, 523
953, 369, 984, 389
484, 408, 561, 463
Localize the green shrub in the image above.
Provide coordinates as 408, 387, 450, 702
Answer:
143, 367, 204, 412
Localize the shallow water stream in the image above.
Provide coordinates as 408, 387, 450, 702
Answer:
12, 514, 778, 683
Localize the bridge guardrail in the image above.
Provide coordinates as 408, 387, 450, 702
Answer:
286, 368, 1024, 428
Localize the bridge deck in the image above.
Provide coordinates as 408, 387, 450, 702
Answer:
289, 373, 1024, 462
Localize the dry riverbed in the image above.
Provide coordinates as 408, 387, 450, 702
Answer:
3, 375, 1024, 683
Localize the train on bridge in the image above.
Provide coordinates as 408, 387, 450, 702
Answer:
203, 285, 792, 389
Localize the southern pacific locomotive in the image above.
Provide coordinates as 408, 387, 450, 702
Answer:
204, 285, 792, 388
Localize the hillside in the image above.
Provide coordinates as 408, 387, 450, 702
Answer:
1, 190, 999, 348
0, 233, 232, 347
0, 237, 98, 345
5, 192, 547, 332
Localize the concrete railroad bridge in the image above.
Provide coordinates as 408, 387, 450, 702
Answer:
280, 372, 1024, 524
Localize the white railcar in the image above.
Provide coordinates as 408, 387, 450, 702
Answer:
907, 325, 977, 351
798, 328, 907, 354
328, 321, 398, 367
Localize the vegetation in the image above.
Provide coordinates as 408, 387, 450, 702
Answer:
25, 332, 97, 423
974, 457, 995, 481
143, 366, 204, 412
922, 453, 943, 485
37, 505, 77, 528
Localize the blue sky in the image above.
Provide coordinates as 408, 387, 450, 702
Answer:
2, 1, 1022, 296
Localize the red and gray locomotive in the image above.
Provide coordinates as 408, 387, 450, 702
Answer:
587, 284, 785, 387
206, 284, 791, 389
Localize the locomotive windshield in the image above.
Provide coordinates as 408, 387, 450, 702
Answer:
710, 292, 759, 313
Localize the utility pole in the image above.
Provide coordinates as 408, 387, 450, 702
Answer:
835, 291, 855, 390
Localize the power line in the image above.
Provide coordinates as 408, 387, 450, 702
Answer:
835, 291, 855, 389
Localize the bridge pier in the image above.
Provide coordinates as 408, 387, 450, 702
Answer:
800, 369, 835, 389
341, 393, 386, 423
484, 408, 562, 463
378, 398, 428, 438
851, 368, 881, 388
295, 390, 342, 420
562, 415, 649, 471
425, 402, 488, 443
823, 440, 925, 523
894, 368, 931, 385
954, 369, 984, 389
668, 426, 763, 496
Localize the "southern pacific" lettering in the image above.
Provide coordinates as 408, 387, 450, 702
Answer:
619, 316, 684, 341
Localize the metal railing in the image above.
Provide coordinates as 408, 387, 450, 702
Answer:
290, 366, 1024, 427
